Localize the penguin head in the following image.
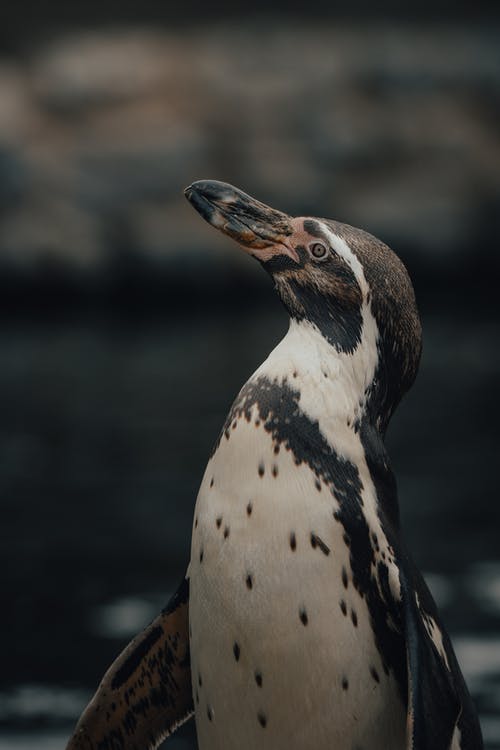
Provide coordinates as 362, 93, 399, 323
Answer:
185, 180, 422, 430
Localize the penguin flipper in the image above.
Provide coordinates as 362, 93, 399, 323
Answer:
401, 567, 483, 750
66, 577, 193, 750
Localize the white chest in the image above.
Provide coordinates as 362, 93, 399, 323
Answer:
188, 404, 405, 750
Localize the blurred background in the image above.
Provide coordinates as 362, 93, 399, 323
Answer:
0, 2, 499, 748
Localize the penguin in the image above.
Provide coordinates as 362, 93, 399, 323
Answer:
66, 180, 483, 750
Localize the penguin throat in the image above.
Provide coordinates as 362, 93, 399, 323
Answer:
272, 270, 363, 356
254, 317, 380, 434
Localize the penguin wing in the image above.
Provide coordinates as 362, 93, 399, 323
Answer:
399, 562, 483, 750
66, 577, 193, 750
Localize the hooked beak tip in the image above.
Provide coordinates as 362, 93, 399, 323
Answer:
185, 179, 288, 232
184, 179, 296, 263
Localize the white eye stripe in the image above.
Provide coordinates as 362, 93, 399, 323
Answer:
319, 224, 369, 294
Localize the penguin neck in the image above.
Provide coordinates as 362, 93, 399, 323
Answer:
253, 316, 401, 529
254, 317, 380, 432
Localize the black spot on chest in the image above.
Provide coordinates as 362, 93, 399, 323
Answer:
311, 532, 330, 556
342, 566, 349, 589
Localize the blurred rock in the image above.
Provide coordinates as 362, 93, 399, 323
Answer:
0, 23, 498, 291
0, 196, 103, 272
33, 31, 183, 110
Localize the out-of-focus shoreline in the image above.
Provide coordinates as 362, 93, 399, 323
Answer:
0, 22, 498, 310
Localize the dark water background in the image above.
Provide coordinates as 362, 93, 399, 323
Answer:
1, 299, 499, 748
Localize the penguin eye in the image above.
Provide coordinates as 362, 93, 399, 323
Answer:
309, 242, 329, 260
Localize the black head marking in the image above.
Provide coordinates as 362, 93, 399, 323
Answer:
270, 238, 363, 354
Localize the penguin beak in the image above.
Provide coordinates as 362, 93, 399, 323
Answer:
184, 180, 299, 263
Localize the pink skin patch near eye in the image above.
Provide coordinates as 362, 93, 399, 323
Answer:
240, 218, 321, 265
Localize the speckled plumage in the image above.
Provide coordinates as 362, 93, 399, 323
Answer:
66, 181, 482, 750
189, 319, 406, 750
